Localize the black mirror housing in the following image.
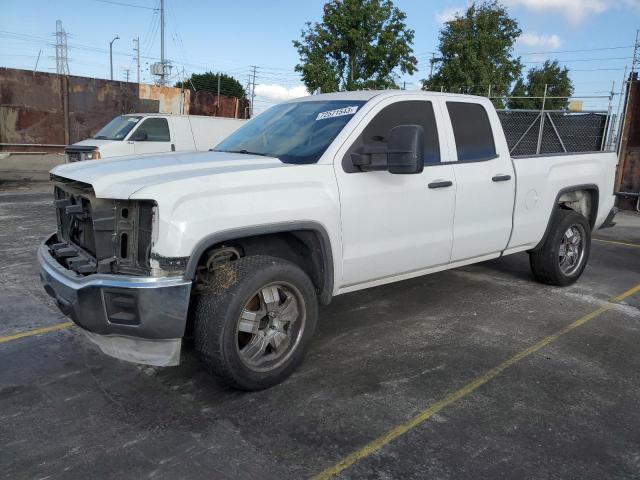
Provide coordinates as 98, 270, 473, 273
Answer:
387, 125, 424, 174
350, 124, 424, 174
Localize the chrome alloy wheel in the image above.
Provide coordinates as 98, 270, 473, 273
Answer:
236, 282, 306, 372
558, 224, 586, 275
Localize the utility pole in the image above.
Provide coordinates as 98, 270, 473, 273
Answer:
109, 35, 119, 80
133, 37, 140, 85
631, 29, 639, 74
54, 20, 70, 75
124, 68, 130, 82
160, 0, 166, 85
250, 65, 257, 117
34, 49, 41, 73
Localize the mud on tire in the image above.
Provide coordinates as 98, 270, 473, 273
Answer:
192, 255, 318, 391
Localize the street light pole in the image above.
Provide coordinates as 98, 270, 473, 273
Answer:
109, 35, 119, 80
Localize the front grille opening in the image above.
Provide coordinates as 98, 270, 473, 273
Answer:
120, 233, 129, 258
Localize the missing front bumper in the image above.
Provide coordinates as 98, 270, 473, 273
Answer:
38, 233, 192, 366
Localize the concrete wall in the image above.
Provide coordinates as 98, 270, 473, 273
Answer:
0, 67, 249, 152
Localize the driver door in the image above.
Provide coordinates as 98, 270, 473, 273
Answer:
334, 97, 456, 288
132, 117, 172, 155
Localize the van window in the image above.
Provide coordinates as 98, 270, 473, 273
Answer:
94, 115, 142, 140
351, 100, 441, 167
447, 102, 496, 161
137, 118, 170, 142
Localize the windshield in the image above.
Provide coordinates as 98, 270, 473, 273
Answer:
93, 115, 143, 140
215, 100, 366, 164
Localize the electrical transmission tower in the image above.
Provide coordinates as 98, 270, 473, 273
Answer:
54, 20, 70, 75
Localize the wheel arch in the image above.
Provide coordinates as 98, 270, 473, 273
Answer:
184, 221, 335, 305
532, 184, 599, 251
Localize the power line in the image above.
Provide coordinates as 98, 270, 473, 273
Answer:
93, 0, 158, 10
515, 45, 634, 56
523, 56, 633, 64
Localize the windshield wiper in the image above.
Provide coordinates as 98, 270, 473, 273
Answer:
93, 135, 108, 139
220, 149, 271, 157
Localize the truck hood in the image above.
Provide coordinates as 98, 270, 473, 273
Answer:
50, 150, 289, 198
68, 139, 118, 149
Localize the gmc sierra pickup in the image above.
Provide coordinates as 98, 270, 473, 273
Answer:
39, 91, 617, 390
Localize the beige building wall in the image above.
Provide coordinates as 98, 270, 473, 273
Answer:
138, 84, 191, 114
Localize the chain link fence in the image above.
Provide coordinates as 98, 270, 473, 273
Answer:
497, 110, 611, 156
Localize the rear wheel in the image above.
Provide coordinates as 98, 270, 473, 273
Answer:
193, 255, 317, 391
529, 209, 591, 286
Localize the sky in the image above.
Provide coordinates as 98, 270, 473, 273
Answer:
1, 0, 639, 112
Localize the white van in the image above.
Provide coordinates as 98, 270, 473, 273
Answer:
64, 114, 246, 162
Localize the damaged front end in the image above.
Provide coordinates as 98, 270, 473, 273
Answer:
51, 174, 156, 276
38, 175, 192, 367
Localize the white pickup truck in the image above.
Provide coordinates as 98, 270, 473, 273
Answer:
39, 91, 617, 390
64, 113, 245, 162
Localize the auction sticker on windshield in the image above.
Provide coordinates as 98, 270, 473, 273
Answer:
316, 106, 359, 121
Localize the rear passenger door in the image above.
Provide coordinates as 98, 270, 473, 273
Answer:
443, 100, 515, 261
132, 117, 173, 155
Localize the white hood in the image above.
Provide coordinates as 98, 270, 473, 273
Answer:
50, 150, 289, 199
68, 139, 118, 149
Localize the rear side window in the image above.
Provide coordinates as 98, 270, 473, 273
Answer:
447, 102, 496, 161
138, 118, 170, 142
353, 100, 441, 166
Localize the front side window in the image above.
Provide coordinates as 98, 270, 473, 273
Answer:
344, 100, 440, 171
215, 100, 366, 164
446, 102, 496, 161
93, 115, 142, 141
136, 118, 170, 142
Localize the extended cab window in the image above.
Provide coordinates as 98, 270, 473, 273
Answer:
136, 118, 170, 142
446, 102, 496, 161
345, 100, 440, 172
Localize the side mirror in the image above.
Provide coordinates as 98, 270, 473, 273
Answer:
387, 125, 424, 174
132, 129, 148, 141
350, 125, 424, 174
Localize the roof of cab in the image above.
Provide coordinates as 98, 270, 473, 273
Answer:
287, 89, 487, 103
121, 113, 245, 120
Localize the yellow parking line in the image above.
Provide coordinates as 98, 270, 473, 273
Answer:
0, 321, 73, 344
593, 238, 640, 248
312, 283, 640, 480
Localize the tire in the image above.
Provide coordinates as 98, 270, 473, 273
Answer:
529, 209, 591, 286
193, 255, 318, 391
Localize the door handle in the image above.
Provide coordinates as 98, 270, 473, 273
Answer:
428, 180, 453, 189
492, 174, 512, 182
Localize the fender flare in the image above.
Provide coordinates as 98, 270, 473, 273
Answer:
183, 221, 335, 304
532, 183, 599, 251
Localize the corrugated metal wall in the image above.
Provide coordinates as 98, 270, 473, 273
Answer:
616, 74, 640, 211
0, 67, 249, 152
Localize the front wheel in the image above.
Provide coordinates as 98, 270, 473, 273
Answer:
193, 255, 318, 391
529, 209, 591, 286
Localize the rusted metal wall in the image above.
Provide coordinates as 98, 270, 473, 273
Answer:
189, 90, 249, 118
616, 74, 640, 211
67, 75, 143, 144
0, 69, 65, 148
0, 67, 249, 152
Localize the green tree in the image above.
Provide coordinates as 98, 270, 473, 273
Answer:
293, 0, 417, 92
175, 72, 246, 99
423, 1, 522, 107
508, 60, 574, 110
